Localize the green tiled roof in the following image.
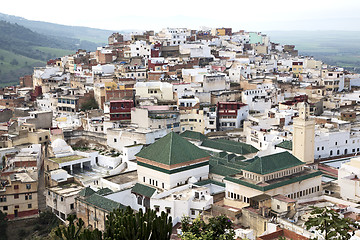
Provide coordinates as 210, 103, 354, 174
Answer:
78, 187, 95, 197
131, 183, 157, 198
85, 193, 124, 212
136, 132, 210, 165
180, 130, 207, 141
275, 140, 293, 150
210, 164, 241, 176
97, 188, 113, 196
243, 152, 304, 175
201, 139, 258, 155
224, 171, 322, 191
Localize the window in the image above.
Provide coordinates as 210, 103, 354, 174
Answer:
70, 203, 74, 210
191, 210, 195, 215
3, 206, 7, 211
162, 183, 164, 188
166, 208, 171, 214
14, 194, 19, 199
143, 177, 145, 182
137, 196, 142, 205
277, 205, 280, 210
114, 138, 117, 143
28, 204, 32, 209
14, 185, 19, 190
26, 184, 31, 190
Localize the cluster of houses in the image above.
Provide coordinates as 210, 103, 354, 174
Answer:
1, 27, 360, 239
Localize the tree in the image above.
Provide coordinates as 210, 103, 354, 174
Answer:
304, 206, 359, 240
55, 215, 86, 240
103, 206, 172, 240
80, 97, 99, 111
0, 210, 8, 240
10, 59, 18, 65
180, 215, 235, 240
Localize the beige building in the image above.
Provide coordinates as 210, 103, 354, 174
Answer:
292, 102, 315, 164
76, 187, 124, 231
135, 82, 174, 102
0, 172, 39, 220
224, 151, 322, 209
131, 106, 180, 133
46, 183, 83, 221
179, 108, 205, 133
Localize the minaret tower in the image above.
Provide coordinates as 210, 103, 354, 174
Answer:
292, 102, 315, 164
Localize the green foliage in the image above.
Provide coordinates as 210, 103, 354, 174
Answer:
180, 215, 235, 240
0, 210, 8, 240
269, 30, 360, 73
304, 206, 359, 240
55, 215, 86, 240
80, 97, 99, 111
103, 206, 172, 240
78, 228, 103, 240
10, 59, 18, 65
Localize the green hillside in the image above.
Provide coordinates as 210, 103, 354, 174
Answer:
268, 31, 360, 73
0, 12, 113, 44
0, 21, 82, 86
0, 49, 44, 86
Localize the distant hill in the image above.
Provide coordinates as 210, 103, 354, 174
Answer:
267, 30, 360, 73
0, 12, 114, 44
0, 20, 82, 86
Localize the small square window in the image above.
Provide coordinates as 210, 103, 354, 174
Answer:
28, 204, 32, 209
14, 194, 19, 199
3, 206, 8, 211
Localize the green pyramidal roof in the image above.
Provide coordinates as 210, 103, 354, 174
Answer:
78, 187, 95, 197
244, 151, 304, 175
136, 132, 210, 165
180, 130, 207, 141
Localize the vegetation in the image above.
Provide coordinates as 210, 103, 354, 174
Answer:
53, 207, 172, 240
0, 12, 112, 44
269, 30, 360, 73
0, 210, 8, 240
0, 20, 100, 86
80, 97, 99, 111
104, 207, 172, 240
55, 215, 102, 240
180, 215, 235, 240
304, 206, 359, 240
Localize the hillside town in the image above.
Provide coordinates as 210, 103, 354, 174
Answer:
2, 27, 360, 239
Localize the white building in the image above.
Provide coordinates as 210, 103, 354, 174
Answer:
338, 157, 360, 202
133, 132, 213, 224
130, 41, 151, 58
157, 28, 190, 46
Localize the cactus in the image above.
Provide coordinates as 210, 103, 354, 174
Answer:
103, 206, 172, 240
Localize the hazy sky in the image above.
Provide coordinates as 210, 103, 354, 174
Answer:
2, 0, 360, 31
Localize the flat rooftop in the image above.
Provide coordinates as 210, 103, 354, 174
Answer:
49, 155, 86, 163
104, 170, 138, 185
48, 183, 83, 197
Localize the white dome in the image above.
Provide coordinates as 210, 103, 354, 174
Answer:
51, 139, 74, 157
51, 139, 69, 149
